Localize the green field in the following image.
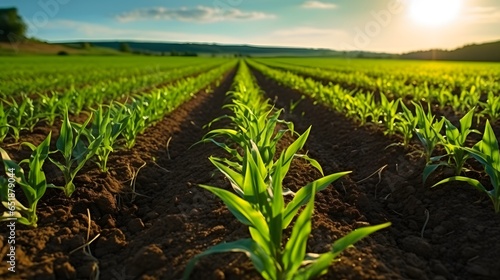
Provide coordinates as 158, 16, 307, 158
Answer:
1, 56, 500, 279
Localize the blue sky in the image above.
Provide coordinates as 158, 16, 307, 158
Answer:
3, 0, 500, 53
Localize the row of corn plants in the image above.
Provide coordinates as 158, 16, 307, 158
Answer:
249, 60, 500, 213
0, 61, 236, 227
247, 60, 412, 141
0, 61, 227, 143
255, 59, 500, 122
184, 61, 390, 279
0, 57, 230, 98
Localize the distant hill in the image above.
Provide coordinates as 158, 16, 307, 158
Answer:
400, 40, 500, 62
61, 41, 391, 58
4, 38, 499, 61
0, 39, 126, 55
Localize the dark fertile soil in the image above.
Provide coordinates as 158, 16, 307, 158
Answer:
1, 66, 500, 280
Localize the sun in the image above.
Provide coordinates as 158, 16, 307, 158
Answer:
409, 0, 462, 27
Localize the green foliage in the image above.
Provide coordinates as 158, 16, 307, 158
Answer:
0, 7, 27, 41
481, 91, 500, 123
49, 110, 103, 197
433, 120, 500, 213
119, 42, 132, 53
0, 134, 53, 227
0, 103, 12, 143
414, 102, 445, 163
185, 141, 389, 279
88, 105, 129, 172
4, 95, 40, 141
379, 94, 400, 135
395, 100, 417, 147
185, 61, 390, 279
424, 109, 480, 182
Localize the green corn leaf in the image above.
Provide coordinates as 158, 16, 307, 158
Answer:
297, 222, 391, 279
282, 185, 316, 275
423, 162, 449, 184
57, 110, 74, 158
199, 184, 269, 242
295, 153, 324, 175
432, 176, 488, 193
277, 127, 312, 182
475, 120, 500, 170
209, 157, 244, 196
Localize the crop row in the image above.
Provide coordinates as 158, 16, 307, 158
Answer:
256, 58, 500, 95
254, 58, 500, 117
0, 57, 229, 97
0, 60, 236, 227
184, 61, 390, 279
248, 59, 500, 213
0, 61, 231, 142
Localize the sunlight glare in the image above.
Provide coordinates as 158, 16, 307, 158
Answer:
409, 0, 462, 27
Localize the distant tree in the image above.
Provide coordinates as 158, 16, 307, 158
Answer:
81, 42, 91, 49
119, 42, 131, 53
0, 8, 27, 42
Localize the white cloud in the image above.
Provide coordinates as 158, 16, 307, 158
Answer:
116, 6, 275, 23
464, 6, 500, 24
301, 1, 338, 9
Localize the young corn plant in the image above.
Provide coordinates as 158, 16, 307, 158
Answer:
122, 100, 149, 149
0, 134, 53, 227
88, 105, 129, 173
0, 103, 12, 143
38, 92, 61, 125
210, 127, 322, 198
184, 139, 390, 279
423, 109, 480, 183
414, 102, 445, 163
433, 120, 500, 213
5, 96, 40, 141
394, 100, 417, 147
50, 110, 103, 197
205, 105, 292, 162
378, 94, 400, 135
481, 91, 500, 123
349, 93, 380, 126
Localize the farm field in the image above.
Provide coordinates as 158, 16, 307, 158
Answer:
1, 56, 500, 280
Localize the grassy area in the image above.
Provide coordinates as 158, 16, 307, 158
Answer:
0, 40, 125, 56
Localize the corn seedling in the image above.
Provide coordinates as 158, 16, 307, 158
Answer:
38, 92, 61, 125
5, 96, 40, 141
379, 94, 400, 135
0, 103, 12, 143
423, 109, 480, 183
353, 92, 380, 125
481, 91, 500, 123
414, 102, 445, 163
289, 96, 304, 114
395, 100, 417, 147
88, 105, 129, 172
0, 134, 53, 227
50, 110, 103, 197
433, 120, 500, 213
122, 100, 149, 149
184, 140, 390, 279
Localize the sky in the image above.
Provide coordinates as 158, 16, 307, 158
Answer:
2, 0, 500, 53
